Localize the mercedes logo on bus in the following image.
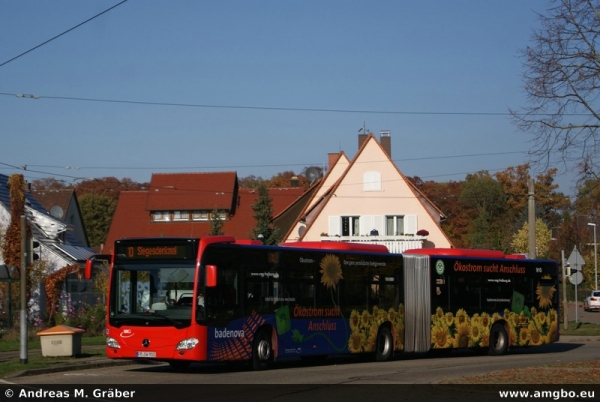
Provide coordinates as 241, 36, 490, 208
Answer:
142, 339, 150, 348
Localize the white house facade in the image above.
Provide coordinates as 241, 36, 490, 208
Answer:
283, 133, 453, 252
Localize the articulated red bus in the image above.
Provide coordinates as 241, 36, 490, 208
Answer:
87, 236, 559, 370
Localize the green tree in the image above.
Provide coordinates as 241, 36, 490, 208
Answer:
468, 211, 493, 249
78, 193, 117, 247
209, 208, 224, 236
511, 218, 553, 258
250, 183, 281, 245
459, 171, 506, 249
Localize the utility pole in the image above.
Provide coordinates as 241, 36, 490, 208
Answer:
528, 178, 536, 259
20, 215, 28, 364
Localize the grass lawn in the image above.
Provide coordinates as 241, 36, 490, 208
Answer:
0, 335, 106, 379
561, 321, 600, 336
0, 349, 106, 379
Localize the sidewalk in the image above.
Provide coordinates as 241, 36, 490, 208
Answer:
2, 335, 599, 379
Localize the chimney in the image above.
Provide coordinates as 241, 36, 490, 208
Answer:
380, 130, 391, 157
290, 176, 299, 187
358, 133, 368, 150
328, 152, 340, 171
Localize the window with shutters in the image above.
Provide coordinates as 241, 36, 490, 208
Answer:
386, 215, 404, 235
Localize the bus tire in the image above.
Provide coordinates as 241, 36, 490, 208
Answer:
252, 329, 273, 370
169, 361, 191, 371
489, 324, 508, 356
375, 326, 393, 362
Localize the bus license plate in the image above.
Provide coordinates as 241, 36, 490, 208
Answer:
136, 351, 156, 358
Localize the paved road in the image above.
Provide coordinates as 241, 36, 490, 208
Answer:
565, 302, 600, 325
4, 338, 599, 385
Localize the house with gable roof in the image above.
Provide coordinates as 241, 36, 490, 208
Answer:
283, 132, 453, 252
102, 171, 317, 254
31, 188, 89, 247
0, 174, 95, 323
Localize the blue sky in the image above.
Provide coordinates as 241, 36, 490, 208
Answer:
2, 1, 572, 194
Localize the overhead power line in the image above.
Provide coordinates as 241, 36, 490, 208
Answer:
0, 0, 129, 68
1, 91, 592, 117
2, 151, 527, 172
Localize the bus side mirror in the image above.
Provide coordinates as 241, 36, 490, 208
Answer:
206, 265, 217, 287
85, 259, 93, 280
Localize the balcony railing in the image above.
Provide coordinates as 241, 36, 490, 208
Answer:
319, 235, 425, 253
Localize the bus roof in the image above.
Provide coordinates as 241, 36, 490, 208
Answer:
282, 241, 389, 253
403, 248, 517, 259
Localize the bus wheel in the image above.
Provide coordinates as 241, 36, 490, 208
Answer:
252, 329, 273, 370
169, 361, 191, 371
489, 324, 508, 356
375, 327, 393, 362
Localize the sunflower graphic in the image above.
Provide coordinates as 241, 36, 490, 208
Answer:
349, 310, 360, 331
360, 310, 372, 328
388, 308, 398, 323
470, 324, 482, 344
480, 312, 490, 328
453, 322, 470, 348
348, 331, 364, 353
528, 323, 542, 346
536, 275, 556, 309
433, 307, 444, 323
455, 308, 469, 326
319, 254, 343, 290
519, 327, 530, 345
432, 324, 452, 348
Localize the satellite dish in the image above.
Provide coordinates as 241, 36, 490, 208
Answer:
50, 205, 64, 219
305, 167, 321, 184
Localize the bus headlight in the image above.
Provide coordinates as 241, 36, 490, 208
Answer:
176, 338, 199, 350
106, 337, 121, 349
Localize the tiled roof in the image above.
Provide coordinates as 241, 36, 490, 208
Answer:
103, 184, 307, 254
145, 172, 238, 211
30, 189, 73, 218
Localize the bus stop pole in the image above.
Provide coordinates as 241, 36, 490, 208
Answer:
20, 215, 28, 364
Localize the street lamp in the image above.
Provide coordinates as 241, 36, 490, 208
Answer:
588, 223, 598, 290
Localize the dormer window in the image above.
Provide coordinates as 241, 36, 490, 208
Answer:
173, 211, 189, 221
153, 211, 170, 222
193, 211, 209, 221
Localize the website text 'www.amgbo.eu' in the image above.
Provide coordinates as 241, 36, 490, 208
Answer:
499, 389, 595, 400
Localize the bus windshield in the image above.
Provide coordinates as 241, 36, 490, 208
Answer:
109, 262, 197, 329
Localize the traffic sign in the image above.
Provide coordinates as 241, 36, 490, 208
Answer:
567, 247, 585, 271
569, 271, 583, 285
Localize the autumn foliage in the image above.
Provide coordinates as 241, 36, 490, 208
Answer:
45, 264, 81, 325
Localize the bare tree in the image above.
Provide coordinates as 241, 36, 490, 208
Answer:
512, 0, 600, 178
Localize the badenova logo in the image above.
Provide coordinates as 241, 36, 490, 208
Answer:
214, 328, 245, 338
435, 260, 445, 275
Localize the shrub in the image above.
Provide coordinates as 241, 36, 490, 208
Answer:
50, 294, 106, 336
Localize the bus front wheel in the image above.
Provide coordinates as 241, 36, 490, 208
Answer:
489, 324, 508, 356
252, 329, 273, 370
375, 327, 393, 362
